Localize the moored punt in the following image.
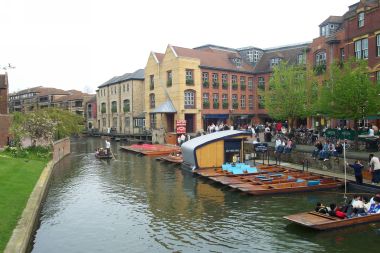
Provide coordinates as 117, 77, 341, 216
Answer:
195, 165, 285, 177
158, 153, 183, 164
120, 144, 180, 156
284, 211, 380, 230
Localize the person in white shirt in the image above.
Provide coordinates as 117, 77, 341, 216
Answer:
105, 139, 111, 155
369, 127, 375, 136
369, 154, 380, 184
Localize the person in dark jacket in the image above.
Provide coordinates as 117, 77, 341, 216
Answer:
348, 160, 364, 184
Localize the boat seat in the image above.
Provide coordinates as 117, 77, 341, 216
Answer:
307, 180, 320, 186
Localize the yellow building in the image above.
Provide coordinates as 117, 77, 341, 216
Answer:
145, 45, 203, 134
96, 69, 145, 133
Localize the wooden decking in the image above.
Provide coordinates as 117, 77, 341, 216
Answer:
284, 211, 380, 230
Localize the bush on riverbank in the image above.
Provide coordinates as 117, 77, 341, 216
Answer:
0, 152, 48, 252
3, 146, 52, 161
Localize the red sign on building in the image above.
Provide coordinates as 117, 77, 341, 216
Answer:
176, 120, 187, 134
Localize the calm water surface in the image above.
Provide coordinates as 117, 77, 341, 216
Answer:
31, 138, 380, 253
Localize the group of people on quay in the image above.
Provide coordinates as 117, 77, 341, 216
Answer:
315, 193, 380, 218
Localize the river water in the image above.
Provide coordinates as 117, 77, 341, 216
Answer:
31, 138, 380, 253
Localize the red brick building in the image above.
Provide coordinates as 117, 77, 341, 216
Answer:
307, 0, 380, 129
0, 73, 11, 147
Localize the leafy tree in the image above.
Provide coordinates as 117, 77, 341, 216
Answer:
10, 108, 84, 147
265, 61, 317, 128
318, 58, 380, 130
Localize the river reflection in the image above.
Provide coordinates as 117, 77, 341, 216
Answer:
31, 137, 380, 253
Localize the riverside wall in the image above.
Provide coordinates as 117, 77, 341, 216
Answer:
4, 138, 71, 253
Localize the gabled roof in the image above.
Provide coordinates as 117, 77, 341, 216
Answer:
152, 52, 164, 63
171, 45, 255, 73
254, 43, 310, 74
98, 69, 145, 88
319, 16, 344, 27
151, 99, 176, 113
344, 0, 379, 19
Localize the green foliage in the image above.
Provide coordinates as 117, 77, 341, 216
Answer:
222, 82, 228, 89
318, 58, 380, 126
202, 81, 209, 88
4, 146, 52, 161
186, 79, 194, 85
203, 100, 210, 109
213, 102, 219, 109
232, 83, 238, 90
265, 61, 317, 122
10, 108, 84, 144
240, 84, 246, 90
222, 101, 228, 109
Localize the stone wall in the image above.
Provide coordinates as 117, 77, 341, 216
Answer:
53, 137, 71, 164
0, 114, 11, 148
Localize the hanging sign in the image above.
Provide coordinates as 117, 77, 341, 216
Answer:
176, 120, 187, 134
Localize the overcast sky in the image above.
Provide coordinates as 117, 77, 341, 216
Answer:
0, 0, 358, 93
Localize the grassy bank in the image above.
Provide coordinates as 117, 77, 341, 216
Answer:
0, 153, 48, 252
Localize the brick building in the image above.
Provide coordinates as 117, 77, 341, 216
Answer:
307, 0, 380, 129
0, 73, 11, 147
96, 69, 145, 134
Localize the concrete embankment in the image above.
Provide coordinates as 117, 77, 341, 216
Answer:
4, 138, 71, 253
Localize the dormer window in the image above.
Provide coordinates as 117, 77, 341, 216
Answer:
358, 12, 364, 27
231, 57, 242, 67
270, 58, 281, 67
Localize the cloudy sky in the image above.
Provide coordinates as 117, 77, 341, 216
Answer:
0, 0, 357, 93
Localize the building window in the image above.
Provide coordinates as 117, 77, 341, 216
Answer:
232, 75, 238, 90
125, 117, 130, 129
186, 69, 194, 85
297, 54, 305, 64
150, 75, 154, 90
202, 72, 209, 87
213, 93, 219, 109
184, 89, 195, 109
101, 103, 106, 113
232, 94, 238, 109
134, 118, 145, 128
377, 34, 380, 57
247, 50, 254, 62
167, 71, 172, 87
222, 94, 228, 109
258, 95, 265, 109
315, 51, 326, 65
355, 38, 368, 59
270, 58, 281, 67
240, 95, 246, 109
111, 101, 117, 113
149, 93, 155, 109
258, 77, 265, 90
222, 74, 228, 89
123, 99, 130, 112
248, 95, 254, 109
150, 113, 156, 129
203, 93, 210, 108
340, 48, 345, 62
87, 104, 92, 118
212, 73, 219, 88
248, 77, 253, 90
358, 12, 364, 27
240, 76, 246, 90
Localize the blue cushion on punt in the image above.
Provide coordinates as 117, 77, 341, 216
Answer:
288, 176, 293, 179
232, 168, 244, 174
296, 179, 305, 183
271, 173, 283, 177
246, 167, 258, 173
222, 164, 228, 170
260, 178, 272, 182
307, 180, 320, 186
256, 175, 266, 179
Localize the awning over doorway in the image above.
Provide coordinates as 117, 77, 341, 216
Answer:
203, 114, 229, 119
151, 100, 176, 113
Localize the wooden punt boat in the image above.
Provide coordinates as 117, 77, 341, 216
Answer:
158, 153, 183, 164
284, 211, 380, 230
195, 165, 286, 177
120, 144, 180, 156
95, 152, 113, 159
